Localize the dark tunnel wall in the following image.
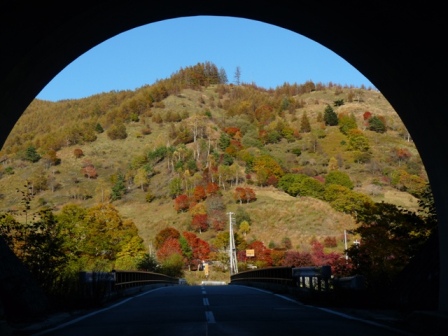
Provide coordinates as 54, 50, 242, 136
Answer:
1, 1, 447, 313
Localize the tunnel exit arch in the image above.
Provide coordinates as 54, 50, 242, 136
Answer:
1, 1, 447, 316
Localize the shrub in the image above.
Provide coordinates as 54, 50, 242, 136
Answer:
74, 148, 84, 158
107, 123, 127, 140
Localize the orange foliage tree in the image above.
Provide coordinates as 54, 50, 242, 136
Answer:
73, 148, 84, 158
233, 187, 257, 204
174, 194, 190, 213
205, 182, 219, 195
192, 185, 207, 202
224, 126, 242, 139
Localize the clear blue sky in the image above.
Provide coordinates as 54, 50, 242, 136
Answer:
36, 16, 375, 102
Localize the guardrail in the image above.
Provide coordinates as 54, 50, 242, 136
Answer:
112, 270, 179, 289
230, 266, 296, 287
78, 270, 179, 306
230, 266, 334, 292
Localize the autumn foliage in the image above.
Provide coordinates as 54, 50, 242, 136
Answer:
233, 187, 256, 204
73, 148, 84, 158
154, 227, 180, 250
192, 185, 206, 202
156, 237, 183, 262
206, 182, 219, 195
191, 213, 208, 232
174, 194, 190, 212
81, 164, 98, 179
182, 231, 210, 261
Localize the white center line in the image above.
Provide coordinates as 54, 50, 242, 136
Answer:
205, 311, 216, 323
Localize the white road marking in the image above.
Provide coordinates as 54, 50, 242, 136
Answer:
205, 311, 216, 323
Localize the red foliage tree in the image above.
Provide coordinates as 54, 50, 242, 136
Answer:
266, 175, 278, 187
363, 111, 372, 120
174, 194, 190, 213
156, 237, 182, 262
154, 227, 180, 250
248, 240, 272, 266
194, 239, 211, 261
281, 250, 313, 267
331, 257, 354, 277
182, 231, 197, 247
191, 213, 208, 233
245, 188, 256, 202
183, 232, 211, 261
311, 241, 342, 270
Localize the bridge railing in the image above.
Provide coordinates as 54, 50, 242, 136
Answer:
112, 270, 179, 289
292, 266, 332, 291
230, 265, 333, 293
230, 266, 296, 287
78, 270, 178, 306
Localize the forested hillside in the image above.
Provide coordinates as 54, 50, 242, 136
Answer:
0, 61, 431, 285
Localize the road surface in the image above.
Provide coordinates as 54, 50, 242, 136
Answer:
30, 284, 415, 336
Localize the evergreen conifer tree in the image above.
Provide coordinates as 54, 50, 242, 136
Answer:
111, 173, 126, 201
324, 105, 338, 126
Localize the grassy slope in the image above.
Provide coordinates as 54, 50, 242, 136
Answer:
0, 85, 423, 254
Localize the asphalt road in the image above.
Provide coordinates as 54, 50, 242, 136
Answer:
29, 285, 416, 336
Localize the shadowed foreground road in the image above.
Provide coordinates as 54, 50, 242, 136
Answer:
25, 285, 416, 336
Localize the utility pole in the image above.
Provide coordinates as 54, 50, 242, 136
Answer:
344, 230, 348, 262
228, 212, 238, 275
